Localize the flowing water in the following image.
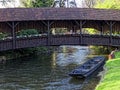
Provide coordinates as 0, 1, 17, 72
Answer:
0, 46, 103, 90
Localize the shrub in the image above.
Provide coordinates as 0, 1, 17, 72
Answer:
17, 29, 39, 37
0, 32, 8, 40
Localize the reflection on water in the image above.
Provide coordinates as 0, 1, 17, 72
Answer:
56, 46, 90, 66
0, 46, 102, 90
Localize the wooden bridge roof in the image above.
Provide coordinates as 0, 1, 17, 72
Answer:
0, 8, 120, 22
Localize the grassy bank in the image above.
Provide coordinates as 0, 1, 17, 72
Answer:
96, 51, 120, 90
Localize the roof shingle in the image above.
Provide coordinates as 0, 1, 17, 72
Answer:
0, 8, 120, 22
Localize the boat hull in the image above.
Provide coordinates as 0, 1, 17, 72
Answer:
69, 56, 105, 78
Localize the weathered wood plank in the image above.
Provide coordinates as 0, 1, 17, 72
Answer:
0, 35, 120, 51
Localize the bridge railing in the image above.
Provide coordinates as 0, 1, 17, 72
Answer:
112, 36, 120, 46
50, 34, 80, 45
82, 34, 110, 45
0, 34, 120, 51
0, 39, 13, 51
16, 36, 47, 49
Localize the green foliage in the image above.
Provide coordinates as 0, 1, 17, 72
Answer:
16, 47, 38, 55
17, 29, 39, 37
0, 32, 8, 40
91, 46, 109, 55
83, 28, 100, 34
114, 51, 120, 58
96, 52, 120, 90
16, 46, 53, 56
32, 0, 54, 7
21, 0, 33, 7
95, 0, 120, 9
22, 0, 54, 7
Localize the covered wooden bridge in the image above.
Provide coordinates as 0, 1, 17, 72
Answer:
0, 8, 120, 51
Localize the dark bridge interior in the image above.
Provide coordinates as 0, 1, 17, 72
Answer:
0, 8, 120, 51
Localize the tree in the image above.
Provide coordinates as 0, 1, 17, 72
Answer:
95, 0, 120, 9
0, 0, 16, 7
22, 0, 54, 7
69, 0, 77, 7
21, 0, 33, 7
32, 0, 54, 7
53, 0, 66, 7
84, 0, 96, 8
52, 0, 77, 7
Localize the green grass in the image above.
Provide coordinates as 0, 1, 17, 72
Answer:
115, 51, 120, 58
95, 51, 120, 90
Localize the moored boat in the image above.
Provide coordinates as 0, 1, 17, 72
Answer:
69, 56, 106, 78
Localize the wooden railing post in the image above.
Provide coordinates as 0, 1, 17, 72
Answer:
12, 22, 16, 49
79, 21, 83, 44
47, 21, 50, 45
109, 21, 115, 45
110, 21, 113, 45
100, 22, 104, 35
7, 22, 19, 49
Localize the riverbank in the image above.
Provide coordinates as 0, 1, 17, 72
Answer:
95, 51, 120, 90
0, 46, 58, 62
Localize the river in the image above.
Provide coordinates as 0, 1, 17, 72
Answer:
0, 46, 103, 90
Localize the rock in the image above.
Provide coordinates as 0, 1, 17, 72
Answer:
0, 56, 6, 63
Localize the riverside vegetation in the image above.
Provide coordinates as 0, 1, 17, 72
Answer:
96, 51, 120, 90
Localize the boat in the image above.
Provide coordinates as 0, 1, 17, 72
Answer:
69, 56, 106, 78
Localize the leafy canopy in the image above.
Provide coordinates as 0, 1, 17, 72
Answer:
32, 0, 53, 7
22, 0, 54, 7
95, 0, 120, 9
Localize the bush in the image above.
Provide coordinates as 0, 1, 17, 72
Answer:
0, 32, 8, 40
17, 29, 39, 37
91, 46, 110, 55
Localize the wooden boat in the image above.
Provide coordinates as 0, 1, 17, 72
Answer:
69, 56, 105, 78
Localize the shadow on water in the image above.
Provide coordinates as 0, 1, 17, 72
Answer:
0, 46, 104, 90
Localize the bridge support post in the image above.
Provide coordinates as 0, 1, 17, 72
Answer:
42, 21, 54, 46
110, 21, 113, 45
47, 21, 50, 45
106, 21, 116, 45
79, 21, 82, 44
7, 22, 19, 49
12, 22, 15, 49
100, 22, 104, 35
110, 21, 116, 45
75, 20, 86, 45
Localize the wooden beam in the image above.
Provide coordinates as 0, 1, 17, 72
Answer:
41, 20, 54, 45
110, 21, 113, 45
74, 20, 86, 44
7, 22, 19, 49
12, 22, 15, 49
80, 20, 82, 44
105, 21, 116, 45
110, 21, 116, 45
7, 22, 19, 28
47, 21, 50, 45
99, 22, 103, 35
